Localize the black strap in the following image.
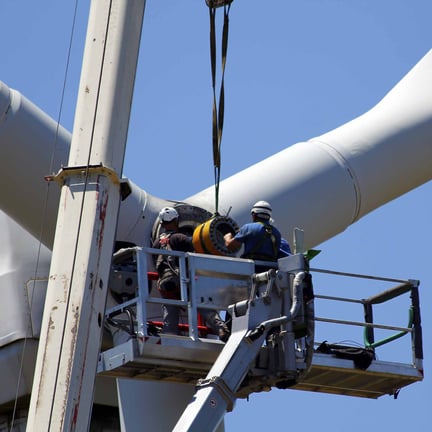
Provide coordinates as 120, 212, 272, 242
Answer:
246, 222, 278, 260
156, 233, 178, 275
209, 3, 231, 214
317, 341, 375, 370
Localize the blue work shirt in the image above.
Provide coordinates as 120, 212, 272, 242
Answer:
278, 238, 292, 257
234, 221, 281, 261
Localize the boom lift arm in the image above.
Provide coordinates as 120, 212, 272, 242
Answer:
173, 255, 314, 432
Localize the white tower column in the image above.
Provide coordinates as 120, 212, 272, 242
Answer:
26, 1, 146, 430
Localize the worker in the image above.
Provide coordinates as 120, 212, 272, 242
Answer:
224, 200, 282, 272
153, 206, 230, 341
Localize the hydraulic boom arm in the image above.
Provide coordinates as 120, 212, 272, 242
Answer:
174, 256, 312, 432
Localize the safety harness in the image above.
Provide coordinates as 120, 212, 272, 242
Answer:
242, 222, 278, 262
156, 232, 179, 277
155, 232, 182, 299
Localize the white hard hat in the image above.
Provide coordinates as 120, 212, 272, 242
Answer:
251, 200, 272, 218
159, 206, 179, 223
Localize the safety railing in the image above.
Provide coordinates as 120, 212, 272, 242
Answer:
105, 247, 423, 371
106, 246, 254, 343
106, 246, 195, 339
310, 267, 423, 372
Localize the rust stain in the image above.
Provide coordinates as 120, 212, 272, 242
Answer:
63, 304, 80, 429
35, 304, 59, 410
97, 187, 109, 251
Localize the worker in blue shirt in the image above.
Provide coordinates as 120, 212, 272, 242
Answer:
224, 200, 282, 273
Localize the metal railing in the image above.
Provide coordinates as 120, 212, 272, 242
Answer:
104, 248, 423, 373
310, 267, 423, 370
106, 246, 254, 342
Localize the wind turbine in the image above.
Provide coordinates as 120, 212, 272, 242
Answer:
0, 1, 430, 430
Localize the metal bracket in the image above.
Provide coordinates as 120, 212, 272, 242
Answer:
196, 376, 236, 412
206, 0, 233, 8
45, 163, 120, 186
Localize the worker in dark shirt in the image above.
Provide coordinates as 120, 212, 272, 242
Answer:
154, 207, 229, 341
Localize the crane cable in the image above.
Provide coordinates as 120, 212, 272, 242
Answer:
191, 1, 238, 256
207, 1, 232, 215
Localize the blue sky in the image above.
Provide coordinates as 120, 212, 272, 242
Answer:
1, 1, 431, 431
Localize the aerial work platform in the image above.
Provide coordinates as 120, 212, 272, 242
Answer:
98, 335, 422, 399
98, 247, 423, 400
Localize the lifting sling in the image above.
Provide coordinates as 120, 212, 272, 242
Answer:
207, 0, 233, 214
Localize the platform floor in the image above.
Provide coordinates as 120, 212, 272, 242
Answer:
98, 335, 423, 399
